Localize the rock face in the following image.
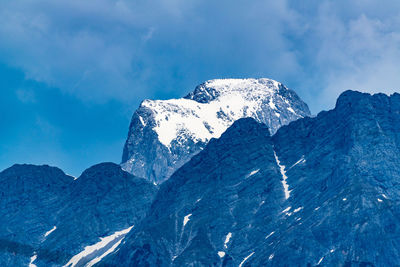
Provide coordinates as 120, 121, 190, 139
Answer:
102, 118, 286, 266
121, 78, 311, 184
102, 90, 400, 266
257, 90, 400, 266
0, 165, 72, 267
0, 163, 157, 267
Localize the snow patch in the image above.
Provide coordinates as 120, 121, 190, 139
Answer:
224, 232, 232, 248
183, 214, 192, 227
86, 238, 126, 267
44, 226, 57, 237
64, 226, 133, 267
282, 207, 291, 213
218, 251, 226, 258
293, 207, 303, 213
141, 78, 302, 147
269, 98, 276, 110
265, 231, 275, 240
290, 156, 306, 169
246, 169, 259, 178
138, 116, 146, 126
274, 151, 291, 199
239, 252, 255, 267
29, 254, 37, 267
67, 174, 78, 180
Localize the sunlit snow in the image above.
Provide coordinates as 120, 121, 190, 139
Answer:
239, 252, 255, 267
290, 156, 306, 169
64, 226, 133, 267
224, 232, 232, 248
265, 231, 275, 240
282, 207, 291, 213
138, 116, 146, 126
246, 169, 259, 178
274, 151, 291, 199
44, 226, 57, 237
293, 207, 303, 213
141, 79, 301, 147
29, 254, 37, 267
183, 214, 192, 227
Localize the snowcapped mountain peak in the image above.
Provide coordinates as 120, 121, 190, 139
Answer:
184, 78, 281, 104
122, 78, 310, 183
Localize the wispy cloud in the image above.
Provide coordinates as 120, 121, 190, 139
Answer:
16, 89, 36, 103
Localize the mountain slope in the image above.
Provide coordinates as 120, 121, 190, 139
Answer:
35, 162, 157, 267
0, 165, 73, 267
103, 90, 400, 266
101, 118, 287, 266
248, 90, 400, 266
0, 163, 157, 267
121, 78, 310, 184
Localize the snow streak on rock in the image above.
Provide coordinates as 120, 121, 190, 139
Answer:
64, 226, 133, 267
274, 151, 291, 199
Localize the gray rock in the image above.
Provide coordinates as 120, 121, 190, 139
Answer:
103, 90, 400, 266
101, 118, 286, 266
0, 163, 157, 267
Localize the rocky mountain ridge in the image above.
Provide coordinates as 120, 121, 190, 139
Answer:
0, 163, 157, 267
121, 78, 310, 184
102, 90, 400, 266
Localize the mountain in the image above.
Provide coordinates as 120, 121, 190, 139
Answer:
0, 165, 73, 266
101, 118, 286, 266
121, 78, 311, 184
102, 90, 400, 266
254, 90, 400, 266
0, 163, 157, 267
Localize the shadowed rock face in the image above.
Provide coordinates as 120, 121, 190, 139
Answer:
102, 91, 400, 266
121, 78, 310, 184
0, 163, 157, 267
255, 90, 400, 266
101, 118, 286, 266
0, 165, 73, 266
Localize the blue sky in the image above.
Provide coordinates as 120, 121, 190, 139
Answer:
1, 0, 400, 176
